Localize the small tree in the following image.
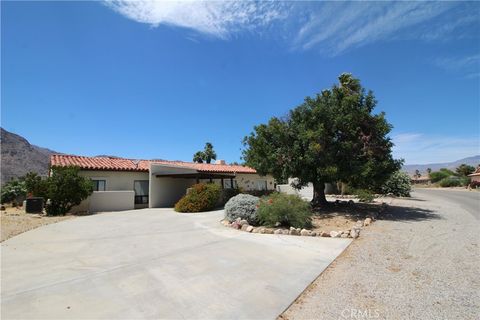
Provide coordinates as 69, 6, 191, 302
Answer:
414, 169, 421, 179
427, 168, 432, 176
24, 172, 49, 199
192, 142, 217, 164
455, 164, 475, 176
243, 73, 401, 206
45, 166, 93, 215
1, 179, 26, 204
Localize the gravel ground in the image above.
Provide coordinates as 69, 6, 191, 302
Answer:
1, 208, 73, 242
281, 191, 480, 320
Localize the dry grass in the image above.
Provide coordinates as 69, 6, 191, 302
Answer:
1, 206, 74, 242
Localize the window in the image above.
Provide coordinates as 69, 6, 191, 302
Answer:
92, 180, 106, 191
134, 180, 149, 204
223, 179, 238, 189
256, 180, 267, 191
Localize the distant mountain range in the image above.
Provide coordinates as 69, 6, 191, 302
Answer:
1, 128, 57, 185
402, 156, 480, 175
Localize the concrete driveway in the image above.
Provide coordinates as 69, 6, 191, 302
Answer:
1, 208, 351, 319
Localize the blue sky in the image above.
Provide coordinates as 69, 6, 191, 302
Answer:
2, 1, 479, 165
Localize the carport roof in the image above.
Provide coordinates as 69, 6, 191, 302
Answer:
50, 154, 257, 174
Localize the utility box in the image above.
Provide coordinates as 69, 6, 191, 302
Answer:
25, 197, 44, 213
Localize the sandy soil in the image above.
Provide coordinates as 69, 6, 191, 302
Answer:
280, 190, 479, 320
1, 207, 74, 242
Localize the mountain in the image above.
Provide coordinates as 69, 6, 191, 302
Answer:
402, 155, 480, 175
1, 128, 57, 184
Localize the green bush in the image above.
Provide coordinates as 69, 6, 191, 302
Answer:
45, 166, 94, 215
439, 176, 469, 187
429, 168, 455, 183
174, 183, 221, 212
24, 172, 49, 199
381, 171, 412, 197
355, 189, 375, 202
257, 193, 312, 228
1, 179, 26, 204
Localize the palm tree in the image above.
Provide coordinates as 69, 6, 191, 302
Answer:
193, 151, 204, 163
203, 142, 217, 164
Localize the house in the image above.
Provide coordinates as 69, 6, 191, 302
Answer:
468, 166, 480, 183
410, 175, 431, 185
50, 154, 275, 213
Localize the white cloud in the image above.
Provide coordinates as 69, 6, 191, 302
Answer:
433, 54, 480, 78
104, 0, 287, 39
294, 2, 456, 55
392, 133, 480, 165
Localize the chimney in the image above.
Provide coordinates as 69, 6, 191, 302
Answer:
215, 159, 226, 165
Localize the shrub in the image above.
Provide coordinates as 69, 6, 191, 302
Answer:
243, 189, 275, 197
355, 189, 375, 202
219, 188, 241, 205
1, 179, 26, 204
174, 183, 221, 212
24, 172, 49, 199
381, 171, 412, 197
438, 176, 469, 188
257, 193, 312, 228
429, 168, 454, 183
224, 194, 260, 224
45, 166, 93, 215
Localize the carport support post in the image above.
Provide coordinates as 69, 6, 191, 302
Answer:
230, 178, 234, 189
196, 175, 200, 184
221, 178, 224, 189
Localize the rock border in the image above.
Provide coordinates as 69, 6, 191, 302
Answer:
221, 202, 389, 239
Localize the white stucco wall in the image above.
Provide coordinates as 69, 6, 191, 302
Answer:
89, 191, 135, 212
78, 170, 149, 191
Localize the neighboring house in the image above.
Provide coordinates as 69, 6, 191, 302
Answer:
467, 166, 480, 183
50, 154, 275, 213
410, 175, 431, 185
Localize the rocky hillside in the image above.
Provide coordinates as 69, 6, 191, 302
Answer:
1, 128, 57, 184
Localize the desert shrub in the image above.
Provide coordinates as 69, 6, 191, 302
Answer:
257, 193, 312, 228
45, 166, 94, 215
224, 194, 260, 224
438, 176, 468, 187
1, 179, 26, 204
219, 188, 241, 205
429, 168, 454, 183
174, 183, 221, 213
355, 189, 375, 202
381, 171, 412, 197
24, 172, 49, 199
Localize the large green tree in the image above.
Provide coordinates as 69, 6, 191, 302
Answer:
243, 73, 401, 205
455, 164, 475, 176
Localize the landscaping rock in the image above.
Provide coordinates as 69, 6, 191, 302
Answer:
310, 231, 317, 237
330, 231, 341, 238
274, 229, 283, 235
221, 220, 230, 226
241, 224, 250, 231
350, 229, 359, 238
289, 227, 300, 236
341, 233, 349, 238
264, 229, 274, 234
239, 219, 249, 226
320, 231, 330, 237
246, 226, 254, 233
356, 220, 364, 228
364, 218, 372, 226
300, 229, 310, 236
252, 228, 260, 233
259, 227, 266, 234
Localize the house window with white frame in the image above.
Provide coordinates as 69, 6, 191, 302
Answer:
91, 179, 106, 191
256, 180, 267, 191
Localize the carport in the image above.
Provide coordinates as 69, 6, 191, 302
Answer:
148, 163, 235, 207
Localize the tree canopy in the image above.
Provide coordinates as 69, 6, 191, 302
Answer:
455, 164, 475, 176
193, 142, 217, 164
243, 73, 401, 205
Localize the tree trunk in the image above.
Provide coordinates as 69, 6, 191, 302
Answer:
312, 182, 328, 206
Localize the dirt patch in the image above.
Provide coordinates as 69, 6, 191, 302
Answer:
310, 200, 385, 233
1, 207, 74, 242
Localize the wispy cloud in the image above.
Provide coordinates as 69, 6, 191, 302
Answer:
392, 133, 480, 164
433, 54, 480, 78
104, 1, 478, 57
293, 2, 457, 55
104, 0, 288, 39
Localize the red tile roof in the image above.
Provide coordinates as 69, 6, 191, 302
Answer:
50, 154, 257, 174
468, 166, 480, 177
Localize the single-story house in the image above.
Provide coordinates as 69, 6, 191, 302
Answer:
468, 167, 480, 183
410, 175, 431, 184
50, 154, 275, 213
